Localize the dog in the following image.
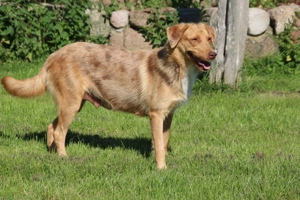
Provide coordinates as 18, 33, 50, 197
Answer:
1, 23, 217, 169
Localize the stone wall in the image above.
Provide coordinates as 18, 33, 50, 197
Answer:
87, 3, 300, 58
246, 4, 300, 58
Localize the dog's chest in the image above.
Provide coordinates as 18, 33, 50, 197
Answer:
181, 65, 199, 98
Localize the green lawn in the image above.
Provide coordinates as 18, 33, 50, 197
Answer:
0, 59, 300, 199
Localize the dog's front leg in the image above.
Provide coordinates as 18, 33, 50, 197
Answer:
149, 111, 166, 169
163, 113, 173, 155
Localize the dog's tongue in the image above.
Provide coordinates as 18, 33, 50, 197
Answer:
189, 52, 211, 70
197, 60, 210, 70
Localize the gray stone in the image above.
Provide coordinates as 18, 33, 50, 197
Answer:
88, 9, 111, 38
245, 27, 279, 58
204, 7, 218, 27
109, 28, 153, 51
124, 28, 152, 51
291, 30, 300, 43
101, 0, 111, 6
110, 10, 130, 29
268, 5, 295, 35
211, 0, 219, 7
129, 9, 151, 28
288, 3, 300, 12
294, 18, 300, 27
248, 8, 270, 36
109, 30, 125, 49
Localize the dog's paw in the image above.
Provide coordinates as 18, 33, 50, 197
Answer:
157, 163, 167, 170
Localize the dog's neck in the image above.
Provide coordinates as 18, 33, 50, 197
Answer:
160, 45, 200, 98
181, 64, 199, 98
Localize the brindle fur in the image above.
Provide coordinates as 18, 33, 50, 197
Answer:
1, 23, 216, 169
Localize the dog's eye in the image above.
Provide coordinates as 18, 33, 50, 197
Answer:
191, 38, 198, 43
207, 37, 212, 42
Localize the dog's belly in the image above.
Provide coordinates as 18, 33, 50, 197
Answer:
83, 86, 149, 116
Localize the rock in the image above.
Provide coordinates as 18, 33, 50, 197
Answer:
268, 5, 295, 35
101, 0, 111, 6
296, 11, 300, 19
291, 30, 300, 43
294, 18, 300, 27
245, 27, 279, 58
88, 9, 111, 37
109, 27, 153, 51
200, 0, 218, 8
211, 0, 218, 7
124, 28, 153, 51
129, 9, 151, 28
248, 8, 270, 36
159, 7, 176, 14
288, 3, 300, 12
100, 0, 126, 6
110, 10, 130, 29
204, 7, 218, 27
109, 31, 125, 49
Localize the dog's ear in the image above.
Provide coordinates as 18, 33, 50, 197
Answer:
205, 24, 216, 46
167, 23, 188, 48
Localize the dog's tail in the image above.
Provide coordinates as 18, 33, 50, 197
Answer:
1, 67, 47, 98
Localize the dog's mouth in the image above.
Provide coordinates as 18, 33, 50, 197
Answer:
188, 52, 211, 71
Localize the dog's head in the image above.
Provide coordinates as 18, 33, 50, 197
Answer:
167, 23, 217, 71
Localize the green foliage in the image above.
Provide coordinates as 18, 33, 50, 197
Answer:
277, 24, 300, 73
250, 0, 278, 8
88, 35, 110, 45
103, 0, 126, 18
0, 0, 108, 62
249, 0, 295, 8
140, 9, 179, 47
141, 0, 169, 8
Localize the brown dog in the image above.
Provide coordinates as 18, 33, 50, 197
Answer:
1, 23, 216, 169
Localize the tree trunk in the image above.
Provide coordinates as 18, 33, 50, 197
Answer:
209, 0, 249, 86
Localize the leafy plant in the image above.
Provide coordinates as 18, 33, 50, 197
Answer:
276, 24, 300, 74
249, 0, 300, 8
103, 0, 125, 19
250, 0, 278, 8
140, 8, 179, 47
88, 35, 110, 44
0, 0, 108, 62
141, 0, 169, 8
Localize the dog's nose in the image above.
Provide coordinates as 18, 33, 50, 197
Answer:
208, 52, 217, 59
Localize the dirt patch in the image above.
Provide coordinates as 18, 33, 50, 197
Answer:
260, 91, 300, 97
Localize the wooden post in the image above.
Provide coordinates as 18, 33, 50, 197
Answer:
209, 0, 249, 86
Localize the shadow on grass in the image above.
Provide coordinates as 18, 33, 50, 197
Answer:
0, 131, 152, 158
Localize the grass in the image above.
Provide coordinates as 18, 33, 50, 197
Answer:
0, 58, 300, 199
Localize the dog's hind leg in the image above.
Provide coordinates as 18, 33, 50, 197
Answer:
47, 101, 85, 153
47, 117, 58, 152
54, 104, 81, 156
47, 95, 84, 156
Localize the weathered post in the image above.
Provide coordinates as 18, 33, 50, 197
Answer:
209, 0, 249, 86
